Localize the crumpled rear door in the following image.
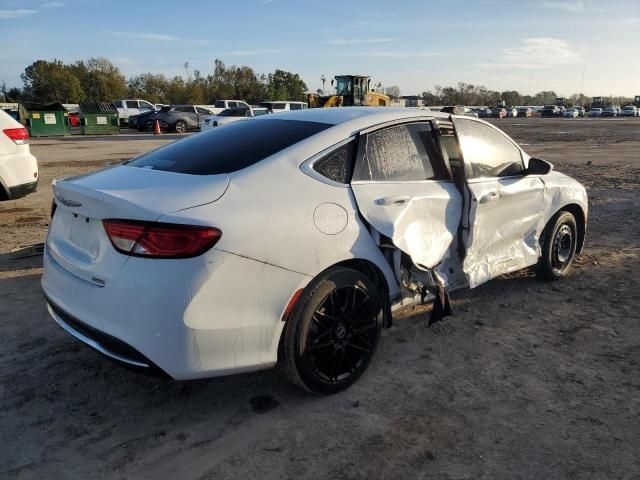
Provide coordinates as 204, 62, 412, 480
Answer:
350, 120, 462, 275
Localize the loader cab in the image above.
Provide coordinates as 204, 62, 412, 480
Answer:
334, 75, 371, 106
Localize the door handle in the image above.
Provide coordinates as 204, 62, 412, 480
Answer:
376, 195, 410, 206
479, 191, 499, 204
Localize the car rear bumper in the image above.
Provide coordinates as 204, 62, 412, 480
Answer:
42, 244, 309, 380
45, 296, 169, 377
4, 180, 38, 199
0, 150, 38, 196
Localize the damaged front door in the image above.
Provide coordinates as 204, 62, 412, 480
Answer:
452, 117, 546, 287
351, 121, 462, 279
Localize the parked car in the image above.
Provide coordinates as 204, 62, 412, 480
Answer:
588, 107, 603, 117
477, 108, 492, 118
146, 105, 214, 133
601, 106, 618, 117
42, 108, 588, 394
505, 107, 518, 117
209, 100, 251, 115
575, 106, 586, 117
0, 109, 38, 200
129, 110, 158, 130
563, 108, 579, 118
620, 105, 638, 117
491, 108, 507, 118
259, 101, 308, 113
112, 99, 156, 126
201, 107, 270, 131
541, 105, 560, 117
517, 107, 533, 117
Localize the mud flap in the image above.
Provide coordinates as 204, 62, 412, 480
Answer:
427, 277, 453, 326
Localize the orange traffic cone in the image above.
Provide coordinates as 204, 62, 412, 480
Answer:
153, 120, 161, 135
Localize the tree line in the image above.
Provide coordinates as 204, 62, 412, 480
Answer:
1, 58, 308, 105
2, 60, 635, 108
419, 82, 634, 107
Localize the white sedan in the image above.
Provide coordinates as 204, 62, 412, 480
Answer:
200, 106, 269, 131
0, 109, 38, 200
42, 108, 588, 394
563, 108, 579, 118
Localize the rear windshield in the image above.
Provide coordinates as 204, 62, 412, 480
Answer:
127, 119, 331, 175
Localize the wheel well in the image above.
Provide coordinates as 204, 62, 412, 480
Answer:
0, 177, 10, 201
333, 259, 393, 328
546, 204, 586, 254
277, 258, 393, 361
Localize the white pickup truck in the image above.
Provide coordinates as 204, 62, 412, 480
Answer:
112, 99, 157, 126
208, 99, 251, 115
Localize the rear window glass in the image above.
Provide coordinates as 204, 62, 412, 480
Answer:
127, 119, 331, 175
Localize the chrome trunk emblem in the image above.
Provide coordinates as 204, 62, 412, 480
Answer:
56, 195, 82, 207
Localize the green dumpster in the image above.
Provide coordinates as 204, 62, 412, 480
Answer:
18, 102, 70, 137
79, 102, 120, 135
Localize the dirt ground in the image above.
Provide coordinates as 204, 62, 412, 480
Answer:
1, 119, 639, 479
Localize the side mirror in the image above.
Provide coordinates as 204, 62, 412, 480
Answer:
527, 157, 553, 175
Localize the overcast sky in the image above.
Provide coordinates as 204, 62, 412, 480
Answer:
1, 0, 639, 97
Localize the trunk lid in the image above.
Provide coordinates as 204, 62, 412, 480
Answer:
47, 165, 228, 285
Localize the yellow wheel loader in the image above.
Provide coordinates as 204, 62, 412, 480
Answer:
308, 75, 390, 108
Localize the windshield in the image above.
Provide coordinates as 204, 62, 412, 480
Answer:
335, 77, 352, 96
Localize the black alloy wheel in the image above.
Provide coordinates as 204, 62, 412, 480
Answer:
282, 267, 383, 394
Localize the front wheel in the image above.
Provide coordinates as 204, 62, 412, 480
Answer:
538, 211, 578, 280
174, 120, 187, 133
281, 267, 383, 395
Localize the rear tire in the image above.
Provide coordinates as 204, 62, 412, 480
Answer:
281, 267, 383, 395
538, 211, 578, 280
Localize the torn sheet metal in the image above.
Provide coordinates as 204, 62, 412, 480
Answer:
462, 176, 545, 287
351, 180, 462, 270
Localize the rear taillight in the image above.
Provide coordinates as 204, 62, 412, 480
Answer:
103, 220, 221, 258
3, 127, 29, 145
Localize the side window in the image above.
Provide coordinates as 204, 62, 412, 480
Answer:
113, 100, 123, 108
454, 119, 524, 178
214, 100, 225, 108
356, 123, 447, 182
196, 107, 211, 114
139, 101, 154, 110
290, 103, 302, 110
273, 103, 286, 110
228, 101, 238, 108
313, 141, 357, 184
125, 100, 138, 108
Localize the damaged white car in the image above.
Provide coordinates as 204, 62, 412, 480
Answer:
42, 108, 587, 394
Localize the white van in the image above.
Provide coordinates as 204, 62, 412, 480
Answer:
259, 101, 308, 113
112, 99, 157, 126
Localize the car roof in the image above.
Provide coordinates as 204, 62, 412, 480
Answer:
259, 107, 449, 128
